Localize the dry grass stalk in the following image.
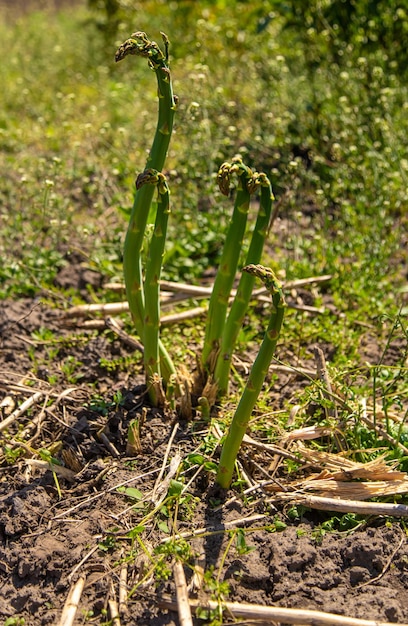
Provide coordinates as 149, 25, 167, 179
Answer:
295, 443, 406, 480
264, 443, 408, 504
158, 596, 407, 626
118, 561, 128, 614
0, 390, 43, 433
0, 377, 42, 394
151, 451, 182, 507
53, 466, 158, 520
284, 274, 333, 288
314, 346, 338, 420
160, 513, 266, 544
243, 433, 302, 463
361, 415, 408, 455
63, 301, 130, 318
24, 458, 76, 482
357, 532, 405, 587
269, 363, 316, 376
64, 275, 330, 323
281, 425, 335, 443
173, 560, 193, 626
97, 431, 121, 458
284, 494, 408, 518
105, 316, 144, 352
67, 545, 99, 583
161, 306, 207, 325
104, 275, 332, 294
58, 575, 86, 626
189, 537, 205, 592
293, 477, 408, 500
108, 597, 121, 626
151, 422, 180, 505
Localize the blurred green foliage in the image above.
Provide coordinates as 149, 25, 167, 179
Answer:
0, 0, 406, 331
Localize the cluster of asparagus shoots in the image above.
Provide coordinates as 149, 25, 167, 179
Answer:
115, 32, 177, 408
116, 32, 286, 488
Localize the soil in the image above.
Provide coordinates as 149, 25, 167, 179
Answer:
1, 256, 408, 626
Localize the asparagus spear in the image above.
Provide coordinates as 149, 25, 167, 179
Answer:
216, 264, 286, 489
200, 157, 253, 380
214, 173, 274, 396
115, 32, 177, 397
136, 170, 170, 405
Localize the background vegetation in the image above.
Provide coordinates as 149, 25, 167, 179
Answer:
0, 0, 407, 456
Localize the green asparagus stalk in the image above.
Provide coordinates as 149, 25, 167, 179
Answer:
200, 157, 253, 379
115, 32, 177, 390
137, 169, 170, 406
216, 264, 286, 489
214, 173, 274, 396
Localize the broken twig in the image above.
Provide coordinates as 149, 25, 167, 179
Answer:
158, 596, 408, 626
173, 560, 193, 626
59, 575, 86, 626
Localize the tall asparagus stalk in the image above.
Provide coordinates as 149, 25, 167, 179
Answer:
200, 158, 253, 377
214, 173, 274, 396
216, 264, 286, 489
137, 169, 170, 406
115, 32, 177, 403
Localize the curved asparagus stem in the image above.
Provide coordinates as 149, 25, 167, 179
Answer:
115, 32, 177, 390
137, 170, 170, 406
214, 173, 274, 396
200, 157, 253, 380
216, 264, 286, 489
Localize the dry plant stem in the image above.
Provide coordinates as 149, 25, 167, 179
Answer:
67, 546, 99, 583
158, 597, 408, 626
108, 598, 121, 626
160, 513, 266, 543
216, 264, 286, 489
201, 158, 253, 376
105, 316, 144, 352
24, 458, 76, 481
161, 306, 206, 325
103, 274, 331, 298
173, 560, 193, 626
151, 452, 182, 507
98, 431, 120, 458
104, 273, 331, 295
314, 346, 338, 419
357, 533, 405, 588
361, 414, 408, 455
242, 433, 308, 463
151, 422, 180, 504
58, 575, 86, 626
62, 301, 129, 318
215, 173, 274, 396
314, 346, 346, 451
288, 494, 408, 517
119, 561, 128, 614
63, 274, 329, 324
53, 466, 159, 520
115, 31, 177, 390
0, 390, 43, 433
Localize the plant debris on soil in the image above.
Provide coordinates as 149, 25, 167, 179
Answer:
1, 258, 408, 626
